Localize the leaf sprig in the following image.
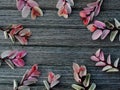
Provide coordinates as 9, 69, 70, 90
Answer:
72, 63, 96, 90
0, 24, 31, 45
91, 49, 120, 72
16, 0, 43, 20
56, 0, 74, 18
13, 64, 40, 90
79, 0, 103, 25
87, 19, 120, 42
43, 72, 61, 90
0, 50, 27, 69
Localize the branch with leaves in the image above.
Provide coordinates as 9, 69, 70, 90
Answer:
72, 63, 96, 90
13, 64, 40, 90
91, 49, 120, 72
56, 0, 74, 18
43, 72, 61, 90
0, 24, 31, 45
16, 0, 43, 20
87, 19, 120, 42
79, 0, 103, 25
0, 50, 27, 69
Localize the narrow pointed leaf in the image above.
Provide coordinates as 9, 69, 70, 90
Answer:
107, 55, 111, 64
4, 31, 8, 39
105, 21, 114, 29
114, 58, 119, 67
5, 60, 15, 70
106, 68, 119, 72
13, 80, 18, 90
43, 80, 50, 90
114, 18, 120, 29
72, 84, 85, 90
88, 83, 96, 90
110, 31, 118, 42
102, 65, 112, 71
83, 74, 91, 87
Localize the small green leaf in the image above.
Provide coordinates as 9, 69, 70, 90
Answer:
105, 21, 114, 29
107, 68, 119, 72
83, 73, 91, 87
102, 65, 112, 72
4, 31, 8, 39
88, 83, 96, 90
114, 58, 119, 67
8, 34, 15, 43
13, 80, 18, 90
110, 31, 118, 42
5, 60, 15, 70
72, 84, 85, 90
114, 18, 120, 29
43, 80, 50, 90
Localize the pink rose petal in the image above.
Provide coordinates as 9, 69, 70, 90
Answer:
22, 5, 31, 18
92, 29, 102, 40
12, 58, 25, 67
91, 56, 99, 62
96, 62, 106, 66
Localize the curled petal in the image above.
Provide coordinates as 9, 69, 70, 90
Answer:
58, 6, 68, 18
31, 6, 43, 20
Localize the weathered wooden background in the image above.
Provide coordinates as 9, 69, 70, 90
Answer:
0, 0, 120, 90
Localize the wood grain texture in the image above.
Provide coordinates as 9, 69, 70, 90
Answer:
0, 0, 119, 90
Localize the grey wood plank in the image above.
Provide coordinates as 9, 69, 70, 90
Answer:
0, 0, 119, 10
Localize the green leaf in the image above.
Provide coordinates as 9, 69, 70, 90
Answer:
4, 31, 8, 39
102, 65, 112, 72
114, 18, 120, 29
114, 58, 119, 67
72, 84, 85, 90
110, 31, 118, 42
105, 21, 114, 29
43, 80, 50, 90
8, 34, 15, 43
18, 86, 30, 90
13, 80, 18, 90
88, 83, 96, 90
83, 73, 91, 87
107, 68, 119, 72
5, 60, 15, 70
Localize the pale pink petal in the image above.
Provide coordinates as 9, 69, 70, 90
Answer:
101, 30, 110, 40
95, 49, 101, 57
12, 58, 25, 67
73, 63, 80, 73
87, 24, 97, 32
94, 20, 106, 29
58, 6, 68, 18
96, 62, 106, 66
79, 65, 87, 77
48, 72, 54, 83
99, 51, 105, 61
91, 56, 99, 62
16, 50, 27, 58
27, 0, 39, 7
16, 0, 25, 11
22, 5, 31, 18
92, 29, 102, 40
107, 55, 111, 64
74, 72, 81, 83
65, 2, 72, 14
79, 10, 87, 18
56, 0, 64, 9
